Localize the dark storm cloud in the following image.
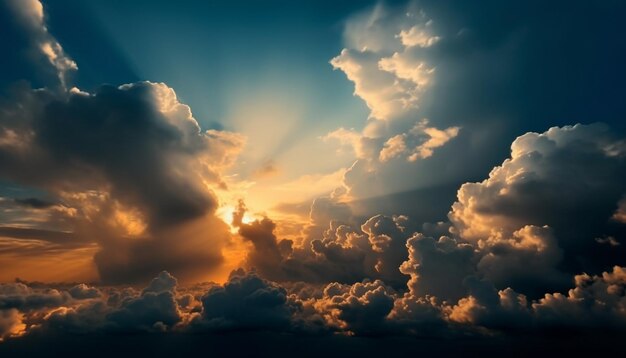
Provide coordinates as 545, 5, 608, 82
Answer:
0, 81, 243, 284
0, 0, 245, 285
191, 269, 297, 331
1, 83, 224, 228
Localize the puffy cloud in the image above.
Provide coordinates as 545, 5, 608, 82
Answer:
397, 21, 440, 48
7, 271, 186, 336
388, 293, 447, 336
235, 199, 417, 288
193, 270, 297, 331
359, 215, 412, 286
313, 280, 395, 336
399, 233, 474, 301
450, 124, 626, 294
309, 197, 352, 227
475, 225, 567, 297
68, 284, 101, 300
322, 4, 462, 212
379, 119, 459, 162
0, 81, 244, 284
0, 283, 69, 311
447, 278, 531, 331
106, 290, 182, 332
142, 271, 178, 295
332, 5, 439, 121
532, 266, 626, 329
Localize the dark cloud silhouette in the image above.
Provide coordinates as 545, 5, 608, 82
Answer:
68, 284, 101, 300
0, 81, 243, 284
0, 283, 69, 311
192, 269, 297, 331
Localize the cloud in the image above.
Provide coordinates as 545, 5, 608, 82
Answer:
313, 280, 395, 336
2, 0, 626, 350
532, 266, 626, 329
399, 233, 475, 302
332, 4, 440, 121
192, 269, 297, 331
68, 284, 101, 300
0, 81, 244, 284
321, 4, 462, 212
379, 119, 459, 162
234, 200, 417, 288
449, 123, 626, 295
3, 0, 77, 88
0, 283, 69, 311
0, 309, 25, 341
106, 290, 182, 332
142, 271, 178, 295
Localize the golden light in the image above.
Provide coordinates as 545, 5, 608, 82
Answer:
217, 205, 258, 233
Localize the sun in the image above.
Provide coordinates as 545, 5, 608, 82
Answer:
217, 205, 258, 233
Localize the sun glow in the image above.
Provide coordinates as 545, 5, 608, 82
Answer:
217, 205, 258, 233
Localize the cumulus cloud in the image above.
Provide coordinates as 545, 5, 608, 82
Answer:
0, 81, 244, 284
106, 289, 182, 332
192, 269, 297, 331
321, 3, 462, 208
0, 282, 69, 311
379, 119, 459, 162
1, 265, 626, 343
313, 280, 395, 336
399, 233, 475, 302
332, 5, 439, 121
233, 199, 419, 288
532, 266, 626, 329
0, 0, 247, 285
450, 123, 626, 295
68, 284, 101, 300
143, 271, 178, 295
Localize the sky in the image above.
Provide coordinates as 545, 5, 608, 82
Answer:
1, 0, 626, 355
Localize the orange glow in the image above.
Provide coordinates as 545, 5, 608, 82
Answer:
0, 240, 99, 283
217, 205, 258, 233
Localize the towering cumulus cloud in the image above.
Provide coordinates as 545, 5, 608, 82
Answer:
0, 0, 244, 284
450, 123, 626, 295
324, 4, 461, 205
0, 82, 243, 283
